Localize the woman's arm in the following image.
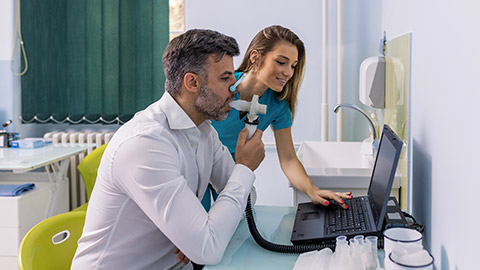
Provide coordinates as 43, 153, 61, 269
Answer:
273, 127, 352, 207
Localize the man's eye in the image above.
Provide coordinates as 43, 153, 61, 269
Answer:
222, 77, 230, 81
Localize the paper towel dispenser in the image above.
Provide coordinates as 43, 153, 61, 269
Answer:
359, 56, 385, 109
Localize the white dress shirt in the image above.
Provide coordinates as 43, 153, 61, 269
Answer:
71, 92, 256, 270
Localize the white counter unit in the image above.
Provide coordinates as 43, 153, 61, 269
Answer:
0, 182, 53, 268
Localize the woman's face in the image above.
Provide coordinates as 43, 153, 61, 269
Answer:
254, 41, 298, 92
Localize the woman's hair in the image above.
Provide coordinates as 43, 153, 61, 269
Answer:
163, 29, 239, 97
237, 25, 306, 119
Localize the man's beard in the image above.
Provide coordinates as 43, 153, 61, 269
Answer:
195, 84, 233, 121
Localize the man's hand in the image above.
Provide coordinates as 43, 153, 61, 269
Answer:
174, 248, 190, 265
235, 128, 265, 171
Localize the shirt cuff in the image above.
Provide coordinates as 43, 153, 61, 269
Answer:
229, 164, 256, 190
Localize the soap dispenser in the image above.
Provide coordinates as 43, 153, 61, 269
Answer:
368, 110, 380, 141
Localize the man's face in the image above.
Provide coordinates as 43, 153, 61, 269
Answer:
195, 55, 237, 121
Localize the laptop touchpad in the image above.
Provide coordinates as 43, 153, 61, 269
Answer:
301, 211, 321, 220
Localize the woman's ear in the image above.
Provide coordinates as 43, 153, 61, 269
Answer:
183, 72, 200, 93
249, 50, 260, 65
249, 50, 261, 72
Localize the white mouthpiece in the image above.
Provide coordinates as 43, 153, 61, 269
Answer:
229, 95, 267, 140
229, 100, 250, 111
228, 95, 267, 116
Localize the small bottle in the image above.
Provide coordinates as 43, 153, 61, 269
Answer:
0, 120, 11, 148
2, 119, 12, 129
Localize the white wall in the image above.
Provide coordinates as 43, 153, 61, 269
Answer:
383, 1, 480, 269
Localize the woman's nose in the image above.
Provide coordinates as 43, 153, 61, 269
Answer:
283, 66, 294, 78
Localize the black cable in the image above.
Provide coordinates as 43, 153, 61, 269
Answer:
402, 211, 425, 233
244, 196, 335, 254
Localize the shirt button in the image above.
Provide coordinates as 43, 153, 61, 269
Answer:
193, 131, 198, 135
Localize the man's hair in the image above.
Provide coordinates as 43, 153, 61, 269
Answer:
163, 29, 240, 96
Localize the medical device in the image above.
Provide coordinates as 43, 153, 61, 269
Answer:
229, 95, 267, 139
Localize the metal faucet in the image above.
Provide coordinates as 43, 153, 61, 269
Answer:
333, 103, 379, 149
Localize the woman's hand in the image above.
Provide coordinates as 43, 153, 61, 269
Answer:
174, 248, 190, 265
307, 188, 353, 209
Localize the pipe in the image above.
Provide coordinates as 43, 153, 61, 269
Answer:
336, 0, 344, 142
333, 103, 380, 149
321, 0, 329, 141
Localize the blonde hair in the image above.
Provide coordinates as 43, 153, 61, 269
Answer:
237, 25, 305, 119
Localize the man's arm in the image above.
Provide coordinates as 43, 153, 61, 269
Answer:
112, 133, 262, 265
210, 128, 264, 204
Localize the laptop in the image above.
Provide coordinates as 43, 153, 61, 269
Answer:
291, 124, 403, 246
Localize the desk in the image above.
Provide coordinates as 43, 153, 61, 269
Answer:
206, 206, 385, 270
0, 144, 91, 269
0, 144, 92, 216
205, 206, 299, 270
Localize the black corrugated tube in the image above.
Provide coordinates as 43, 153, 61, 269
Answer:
244, 196, 335, 254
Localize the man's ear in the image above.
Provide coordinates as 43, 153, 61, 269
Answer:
183, 72, 200, 94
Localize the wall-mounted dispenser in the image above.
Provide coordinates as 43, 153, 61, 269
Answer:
359, 56, 385, 108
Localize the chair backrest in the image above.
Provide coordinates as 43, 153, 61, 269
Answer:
77, 143, 108, 200
18, 211, 86, 270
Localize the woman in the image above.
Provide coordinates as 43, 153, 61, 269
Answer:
208, 25, 352, 208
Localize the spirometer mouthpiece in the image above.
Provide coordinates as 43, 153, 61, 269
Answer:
229, 95, 267, 139
228, 95, 267, 118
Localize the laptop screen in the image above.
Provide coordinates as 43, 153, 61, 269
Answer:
367, 125, 403, 230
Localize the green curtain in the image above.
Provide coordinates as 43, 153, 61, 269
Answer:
20, 0, 169, 124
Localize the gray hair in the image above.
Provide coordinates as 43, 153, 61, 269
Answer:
162, 29, 240, 96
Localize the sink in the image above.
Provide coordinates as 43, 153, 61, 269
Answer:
293, 141, 401, 205
297, 141, 373, 169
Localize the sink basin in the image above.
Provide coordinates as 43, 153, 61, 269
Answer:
297, 141, 373, 169
293, 141, 401, 205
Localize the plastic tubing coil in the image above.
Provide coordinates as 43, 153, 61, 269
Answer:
245, 196, 335, 254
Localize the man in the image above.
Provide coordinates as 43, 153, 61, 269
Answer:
71, 29, 265, 269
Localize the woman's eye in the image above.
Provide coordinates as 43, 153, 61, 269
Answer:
276, 60, 285, 65
291, 65, 297, 69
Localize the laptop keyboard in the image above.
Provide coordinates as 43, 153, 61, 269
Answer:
326, 197, 369, 235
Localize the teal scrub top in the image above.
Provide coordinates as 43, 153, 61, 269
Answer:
211, 72, 292, 155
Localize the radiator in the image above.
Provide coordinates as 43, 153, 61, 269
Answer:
43, 131, 115, 210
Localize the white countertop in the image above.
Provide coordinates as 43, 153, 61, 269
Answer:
0, 144, 93, 173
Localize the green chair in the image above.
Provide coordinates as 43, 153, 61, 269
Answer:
73, 143, 108, 211
18, 211, 86, 270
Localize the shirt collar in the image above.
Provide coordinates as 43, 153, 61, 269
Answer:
158, 92, 211, 132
